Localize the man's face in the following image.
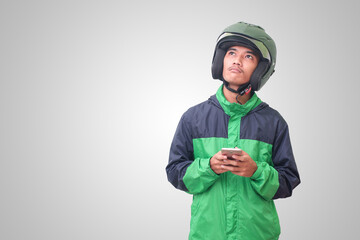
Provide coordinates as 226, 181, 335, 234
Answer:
222, 46, 259, 88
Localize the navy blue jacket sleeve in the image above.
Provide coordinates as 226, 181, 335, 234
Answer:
272, 122, 300, 199
166, 114, 193, 192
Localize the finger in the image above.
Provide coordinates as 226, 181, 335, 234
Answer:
218, 155, 228, 162
212, 164, 225, 174
223, 159, 241, 166
215, 158, 225, 164
230, 154, 243, 161
221, 154, 228, 160
235, 154, 253, 162
221, 164, 240, 172
218, 164, 232, 173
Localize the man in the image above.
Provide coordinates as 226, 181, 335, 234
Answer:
166, 21, 300, 240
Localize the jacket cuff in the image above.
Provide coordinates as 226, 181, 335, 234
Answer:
250, 162, 263, 180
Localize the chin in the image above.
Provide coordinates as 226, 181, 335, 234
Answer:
226, 79, 249, 87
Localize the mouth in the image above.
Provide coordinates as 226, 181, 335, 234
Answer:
228, 67, 243, 73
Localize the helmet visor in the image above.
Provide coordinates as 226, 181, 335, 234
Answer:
217, 32, 271, 62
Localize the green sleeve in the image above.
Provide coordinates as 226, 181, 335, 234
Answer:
250, 162, 280, 201
183, 157, 220, 195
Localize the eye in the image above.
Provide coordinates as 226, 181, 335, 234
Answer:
228, 51, 236, 56
245, 54, 254, 59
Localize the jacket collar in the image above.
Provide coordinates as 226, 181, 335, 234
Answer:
215, 85, 262, 117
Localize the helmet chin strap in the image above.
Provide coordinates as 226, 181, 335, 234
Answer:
223, 81, 252, 104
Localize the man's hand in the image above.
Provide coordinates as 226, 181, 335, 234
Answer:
210, 149, 258, 177
210, 151, 228, 174
223, 150, 258, 177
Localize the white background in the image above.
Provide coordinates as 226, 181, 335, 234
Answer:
1, 0, 359, 239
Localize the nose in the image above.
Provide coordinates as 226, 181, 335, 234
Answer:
233, 56, 242, 66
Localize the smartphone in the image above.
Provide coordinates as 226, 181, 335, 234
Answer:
221, 148, 242, 160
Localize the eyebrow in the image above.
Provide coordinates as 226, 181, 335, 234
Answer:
228, 48, 256, 55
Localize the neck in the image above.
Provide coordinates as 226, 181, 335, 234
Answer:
223, 85, 251, 104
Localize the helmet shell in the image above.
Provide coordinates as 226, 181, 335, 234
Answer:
212, 22, 277, 91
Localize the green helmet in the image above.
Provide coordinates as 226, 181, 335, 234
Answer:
212, 22, 277, 94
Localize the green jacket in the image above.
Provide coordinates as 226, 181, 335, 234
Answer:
166, 86, 300, 240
